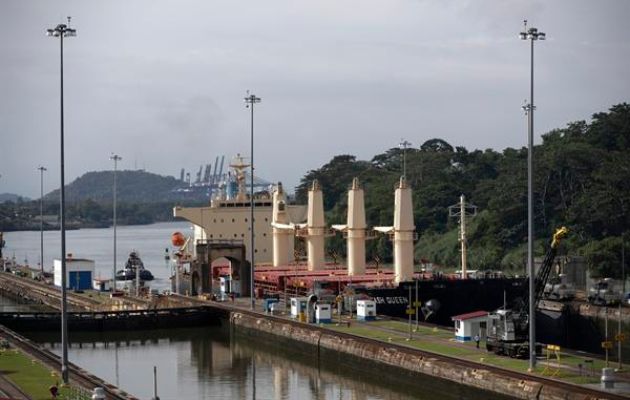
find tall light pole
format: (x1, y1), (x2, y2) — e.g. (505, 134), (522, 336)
(37, 166), (47, 273)
(520, 19), (545, 372)
(399, 139), (411, 180)
(244, 91), (261, 310)
(110, 154), (122, 291)
(46, 16), (76, 385)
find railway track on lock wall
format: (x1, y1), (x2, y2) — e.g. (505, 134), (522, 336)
(0, 324), (136, 400)
(0, 272), (101, 311)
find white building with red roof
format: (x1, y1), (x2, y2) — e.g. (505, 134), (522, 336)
(451, 310), (488, 342)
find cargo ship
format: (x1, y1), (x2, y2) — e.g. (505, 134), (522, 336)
(174, 163), (527, 327)
(350, 274), (527, 326)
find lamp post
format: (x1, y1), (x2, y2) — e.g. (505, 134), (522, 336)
(46, 16), (76, 385)
(110, 154), (122, 292)
(244, 91), (261, 310)
(37, 166), (47, 273)
(399, 139), (411, 180)
(520, 19), (545, 372)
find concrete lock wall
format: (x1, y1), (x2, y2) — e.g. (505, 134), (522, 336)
(229, 312), (603, 400)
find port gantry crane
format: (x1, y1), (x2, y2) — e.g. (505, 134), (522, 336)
(486, 227), (569, 358)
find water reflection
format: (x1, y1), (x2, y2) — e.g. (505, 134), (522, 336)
(25, 326), (511, 400)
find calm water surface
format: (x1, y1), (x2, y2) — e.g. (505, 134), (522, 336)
(24, 327), (512, 400)
(2, 221), (191, 291)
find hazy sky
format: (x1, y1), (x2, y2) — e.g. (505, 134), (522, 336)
(1, 0), (629, 199)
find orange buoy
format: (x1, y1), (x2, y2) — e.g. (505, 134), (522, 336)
(171, 232), (186, 247)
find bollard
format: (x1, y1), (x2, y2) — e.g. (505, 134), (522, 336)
(601, 367), (615, 389)
(91, 387), (106, 400)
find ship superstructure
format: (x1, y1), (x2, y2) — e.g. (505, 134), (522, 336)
(193, 173), (526, 326)
(173, 155), (307, 263)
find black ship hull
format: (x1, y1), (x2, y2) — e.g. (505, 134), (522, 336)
(115, 270), (154, 281)
(116, 251), (154, 281)
(358, 278), (527, 326)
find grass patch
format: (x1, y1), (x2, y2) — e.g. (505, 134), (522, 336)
(410, 341), (475, 357)
(0, 348), (87, 400)
(372, 321), (453, 338)
(329, 325), (394, 341)
(559, 353), (617, 371)
(328, 324), (474, 357)
(563, 375), (600, 385)
(0, 348), (60, 399)
(472, 354), (533, 373)
(326, 322), (611, 389)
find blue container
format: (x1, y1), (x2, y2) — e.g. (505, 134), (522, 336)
(263, 298), (279, 312)
(68, 271), (92, 291)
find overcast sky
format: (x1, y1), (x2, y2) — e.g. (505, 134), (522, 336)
(1, 0), (629, 199)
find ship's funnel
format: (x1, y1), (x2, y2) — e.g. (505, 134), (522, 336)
(307, 180), (326, 271)
(347, 178), (366, 275)
(394, 176), (415, 283)
(272, 182), (294, 267)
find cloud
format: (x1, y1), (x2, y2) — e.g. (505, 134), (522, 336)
(1, 0), (628, 197)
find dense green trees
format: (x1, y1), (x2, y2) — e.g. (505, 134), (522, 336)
(295, 104), (630, 278)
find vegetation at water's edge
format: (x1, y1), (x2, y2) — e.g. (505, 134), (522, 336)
(295, 103), (630, 278)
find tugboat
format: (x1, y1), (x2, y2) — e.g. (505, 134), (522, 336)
(116, 251), (154, 281)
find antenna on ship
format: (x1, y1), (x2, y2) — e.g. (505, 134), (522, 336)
(399, 139), (412, 180)
(449, 195), (477, 280)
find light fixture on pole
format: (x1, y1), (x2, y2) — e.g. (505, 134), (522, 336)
(37, 166), (47, 273)
(399, 139), (412, 180)
(244, 91), (261, 310)
(46, 16), (76, 385)
(110, 154), (122, 292)
(520, 19), (545, 372)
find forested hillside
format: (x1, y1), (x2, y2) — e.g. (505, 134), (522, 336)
(0, 170), (206, 230)
(44, 170), (192, 204)
(295, 104), (630, 278)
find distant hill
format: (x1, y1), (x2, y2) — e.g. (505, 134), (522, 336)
(45, 170), (208, 204)
(0, 193), (30, 203)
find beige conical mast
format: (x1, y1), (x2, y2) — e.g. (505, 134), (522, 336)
(394, 176), (415, 283)
(307, 180), (326, 271)
(347, 177), (366, 275)
(272, 182), (294, 267)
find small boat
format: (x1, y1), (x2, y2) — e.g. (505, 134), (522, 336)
(116, 251), (154, 281)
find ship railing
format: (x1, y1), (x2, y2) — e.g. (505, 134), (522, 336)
(295, 228), (336, 238)
(195, 238), (245, 246)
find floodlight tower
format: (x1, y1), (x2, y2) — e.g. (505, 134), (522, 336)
(244, 91), (261, 310)
(37, 166), (47, 273)
(520, 19), (545, 372)
(46, 16), (76, 385)
(110, 154), (122, 291)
